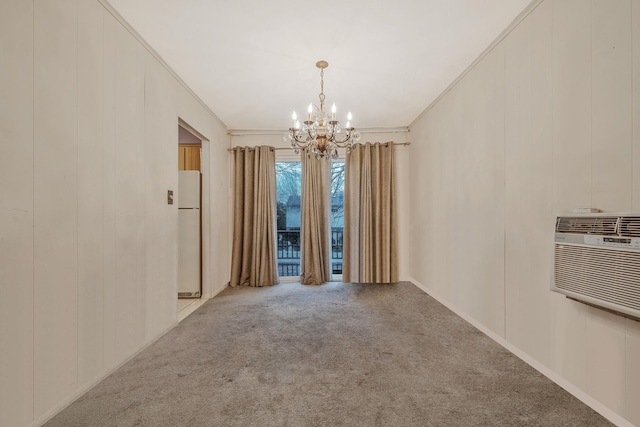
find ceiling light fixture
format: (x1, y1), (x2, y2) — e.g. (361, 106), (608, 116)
(285, 60), (360, 159)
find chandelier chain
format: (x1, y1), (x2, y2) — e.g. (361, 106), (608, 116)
(319, 67), (325, 109)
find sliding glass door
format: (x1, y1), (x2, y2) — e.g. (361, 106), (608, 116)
(330, 161), (344, 278)
(276, 159), (345, 279)
(276, 161), (302, 278)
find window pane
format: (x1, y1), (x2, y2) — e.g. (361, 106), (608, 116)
(276, 160), (344, 278)
(331, 161), (344, 275)
(276, 162), (301, 277)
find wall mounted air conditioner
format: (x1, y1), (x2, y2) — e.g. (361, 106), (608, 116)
(551, 213), (640, 320)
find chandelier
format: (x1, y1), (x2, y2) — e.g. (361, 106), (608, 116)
(285, 60), (361, 159)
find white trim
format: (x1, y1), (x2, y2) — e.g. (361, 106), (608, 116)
(30, 321), (177, 427)
(409, 0), (545, 129)
(275, 151), (303, 162)
(227, 127), (410, 137)
(179, 118), (209, 142)
(202, 282), (229, 300)
(177, 297), (210, 322)
(98, 0), (226, 129)
(200, 139), (211, 297)
(407, 277), (634, 427)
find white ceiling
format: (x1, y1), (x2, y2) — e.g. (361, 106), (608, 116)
(106, 0), (533, 132)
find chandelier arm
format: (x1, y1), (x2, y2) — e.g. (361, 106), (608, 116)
(330, 130), (354, 146)
(289, 129), (314, 147)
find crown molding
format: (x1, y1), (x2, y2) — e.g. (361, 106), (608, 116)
(227, 126), (410, 137)
(409, 0), (544, 129)
(98, 0), (227, 130)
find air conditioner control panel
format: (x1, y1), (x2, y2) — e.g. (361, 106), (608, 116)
(555, 233), (640, 249)
(584, 235), (640, 249)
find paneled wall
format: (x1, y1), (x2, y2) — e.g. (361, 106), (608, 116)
(408, 0), (640, 425)
(0, 1), (230, 425)
(0, 1), (35, 425)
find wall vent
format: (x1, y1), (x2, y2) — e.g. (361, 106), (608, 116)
(552, 214), (640, 320)
(178, 292), (200, 298)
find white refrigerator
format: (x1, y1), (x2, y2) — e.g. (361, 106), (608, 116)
(178, 170), (201, 297)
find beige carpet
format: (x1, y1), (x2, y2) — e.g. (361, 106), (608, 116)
(45, 281), (612, 426)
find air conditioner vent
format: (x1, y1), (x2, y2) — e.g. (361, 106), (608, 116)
(554, 245), (640, 313)
(552, 213), (640, 320)
(555, 216), (618, 235)
(619, 217), (640, 237)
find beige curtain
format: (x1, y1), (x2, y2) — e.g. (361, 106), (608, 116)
(300, 154), (331, 285)
(230, 146), (279, 287)
(343, 142), (398, 283)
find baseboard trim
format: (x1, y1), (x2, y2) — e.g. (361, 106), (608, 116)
(34, 283), (231, 426)
(202, 282), (229, 300)
(178, 297), (210, 322)
(407, 277), (634, 427)
(30, 320), (178, 427)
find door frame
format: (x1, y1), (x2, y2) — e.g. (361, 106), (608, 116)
(178, 120), (209, 297)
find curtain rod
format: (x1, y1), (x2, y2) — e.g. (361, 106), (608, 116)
(227, 142), (410, 152)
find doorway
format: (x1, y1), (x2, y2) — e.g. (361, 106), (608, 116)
(275, 155), (345, 282)
(177, 125), (202, 299)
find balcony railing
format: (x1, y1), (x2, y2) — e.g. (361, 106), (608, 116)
(277, 228), (343, 277)
(277, 230), (300, 259)
(331, 229), (343, 260)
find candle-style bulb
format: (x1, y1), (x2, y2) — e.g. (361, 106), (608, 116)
(347, 112), (352, 121)
(292, 111), (297, 120)
(331, 104), (336, 113)
(307, 104), (312, 121)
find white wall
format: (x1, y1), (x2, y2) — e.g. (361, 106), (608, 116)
(408, 0), (640, 425)
(0, 1), (230, 425)
(230, 131), (412, 281)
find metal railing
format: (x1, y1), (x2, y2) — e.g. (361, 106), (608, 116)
(277, 228), (343, 276)
(331, 229), (343, 260)
(277, 230), (300, 259)
(278, 263), (300, 277)
(277, 263), (342, 277)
